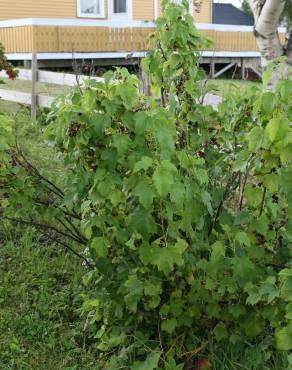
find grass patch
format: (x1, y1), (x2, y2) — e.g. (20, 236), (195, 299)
(0, 77), (70, 96)
(208, 79), (260, 96)
(0, 100), (25, 115)
(0, 231), (99, 370)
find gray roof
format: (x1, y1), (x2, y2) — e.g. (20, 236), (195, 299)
(212, 3), (254, 26)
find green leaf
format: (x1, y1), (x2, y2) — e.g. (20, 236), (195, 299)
(235, 231), (251, 247)
(213, 323), (228, 340)
(161, 318), (177, 334)
(112, 134), (131, 156)
(248, 127), (265, 152)
(210, 241), (226, 264)
(116, 82), (139, 110)
(134, 180), (156, 209)
(131, 352), (161, 370)
(266, 117), (290, 143)
(124, 275), (144, 313)
(133, 156), (153, 173)
(169, 181), (185, 207)
(232, 255), (255, 279)
(134, 111), (150, 135)
(140, 239), (187, 275)
(244, 185), (262, 208)
(153, 160), (177, 197)
(201, 190), (213, 215)
(252, 215), (269, 236)
(261, 92), (275, 114)
(130, 208), (157, 238)
(91, 237), (109, 257)
(276, 325), (292, 351)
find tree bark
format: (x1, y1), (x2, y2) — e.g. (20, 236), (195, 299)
(249, 0), (292, 90)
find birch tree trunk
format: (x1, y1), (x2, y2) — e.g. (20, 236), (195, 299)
(249, 0), (292, 90)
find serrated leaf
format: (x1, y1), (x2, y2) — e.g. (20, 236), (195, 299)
(131, 352), (161, 370)
(235, 231), (251, 247)
(91, 237), (109, 257)
(153, 160), (177, 197)
(130, 208), (157, 238)
(134, 180), (156, 209)
(161, 318), (177, 334)
(213, 323), (228, 340)
(124, 275), (144, 313)
(232, 255), (255, 279)
(266, 117), (290, 143)
(112, 134), (131, 156)
(140, 239), (187, 275)
(276, 325), (292, 350)
(133, 156), (153, 173)
(210, 241), (226, 263)
(169, 181), (185, 207)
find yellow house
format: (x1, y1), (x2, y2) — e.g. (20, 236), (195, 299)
(0, 0), (284, 67)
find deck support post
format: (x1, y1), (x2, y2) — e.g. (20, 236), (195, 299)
(241, 58), (245, 80)
(213, 63), (236, 79)
(210, 60), (215, 78)
(31, 52), (38, 120)
(23, 60), (31, 69)
(139, 68), (151, 96)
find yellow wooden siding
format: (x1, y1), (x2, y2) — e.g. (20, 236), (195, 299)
(132, 0), (154, 20)
(194, 0), (212, 23)
(0, 0), (77, 20)
(0, 26), (34, 52)
(0, 0), (109, 20)
(0, 24), (286, 54)
(34, 25), (152, 52)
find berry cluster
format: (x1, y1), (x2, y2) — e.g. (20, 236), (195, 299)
(0, 44), (18, 81)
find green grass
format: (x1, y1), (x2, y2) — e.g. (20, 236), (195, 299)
(0, 231), (100, 370)
(0, 111), (99, 369)
(208, 79), (260, 96)
(0, 100), (25, 114)
(0, 77), (70, 96)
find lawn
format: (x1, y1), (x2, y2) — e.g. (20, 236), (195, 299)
(209, 78), (260, 96)
(0, 76), (70, 96)
(0, 110), (98, 369)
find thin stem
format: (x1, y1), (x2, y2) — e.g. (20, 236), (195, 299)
(46, 235), (93, 269)
(5, 217), (86, 245)
(259, 187), (267, 216)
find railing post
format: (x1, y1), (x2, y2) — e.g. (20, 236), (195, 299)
(139, 68), (151, 96)
(31, 52), (38, 120)
(241, 57), (245, 80)
(210, 59), (215, 79)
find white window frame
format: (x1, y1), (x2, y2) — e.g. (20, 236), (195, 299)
(77, 0), (105, 18)
(108, 0), (132, 21)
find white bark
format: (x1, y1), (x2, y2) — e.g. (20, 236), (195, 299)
(248, 0), (292, 90)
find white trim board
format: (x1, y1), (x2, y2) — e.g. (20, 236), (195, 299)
(0, 69), (104, 86)
(0, 18), (156, 28)
(5, 51), (148, 60)
(5, 51), (261, 61)
(0, 89), (54, 108)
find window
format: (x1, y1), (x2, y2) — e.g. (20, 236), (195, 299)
(114, 0), (127, 13)
(77, 0), (105, 18)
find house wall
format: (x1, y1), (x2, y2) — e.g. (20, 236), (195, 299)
(0, 0), (211, 22)
(0, 0), (78, 20)
(133, 0), (155, 20)
(194, 0), (212, 23)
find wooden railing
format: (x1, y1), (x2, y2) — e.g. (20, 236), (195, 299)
(0, 19), (286, 56)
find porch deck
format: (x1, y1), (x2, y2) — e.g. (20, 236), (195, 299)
(0, 19), (286, 60)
